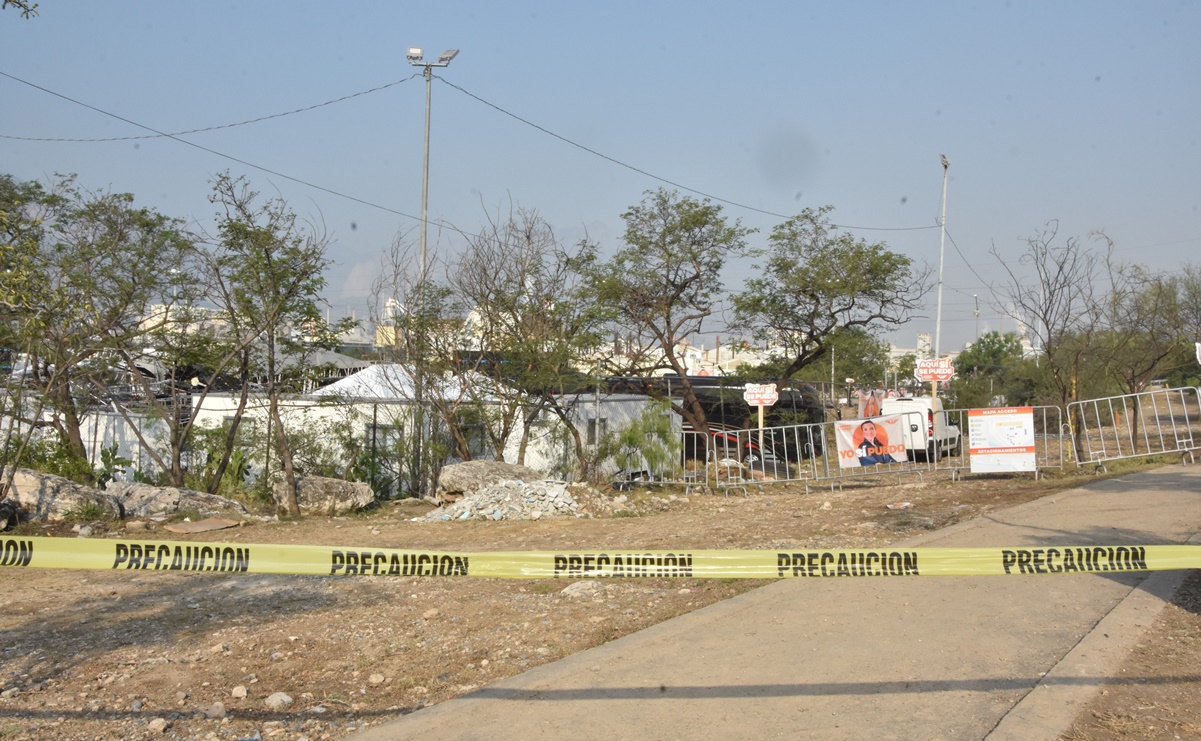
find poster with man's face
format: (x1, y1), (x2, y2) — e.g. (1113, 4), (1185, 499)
(834, 414), (909, 469)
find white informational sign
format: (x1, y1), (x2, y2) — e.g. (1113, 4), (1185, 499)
(968, 407), (1036, 473)
(834, 414), (909, 469)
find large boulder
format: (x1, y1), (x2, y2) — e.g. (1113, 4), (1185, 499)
(104, 482), (249, 518)
(274, 476), (376, 515)
(434, 460), (545, 505)
(8, 469), (124, 521)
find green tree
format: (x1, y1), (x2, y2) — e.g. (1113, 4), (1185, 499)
(949, 331), (1027, 408)
(0, 174), (192, 483)
(894, 353), (918, 387)
(207, 173), (340, 515)
(586, 188), (751, 434)
(1094, 259), (1188, 395)
(732, 205), (930, 383)
(954, 331), (1024, 376)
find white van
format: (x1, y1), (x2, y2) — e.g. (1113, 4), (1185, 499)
(878, 396), (961, 461)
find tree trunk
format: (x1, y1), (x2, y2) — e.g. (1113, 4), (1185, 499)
(207, 353), (253, 495)
(270, 396), (299, 516)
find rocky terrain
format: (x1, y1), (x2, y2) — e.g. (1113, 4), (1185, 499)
(0, 465), (1197, 740)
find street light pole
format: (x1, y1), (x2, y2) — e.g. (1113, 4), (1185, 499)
(934, 154), (949, 359)
(407, 47), (459, 289)
(405, 47), (458, 498)
(932, 154), (949, 402)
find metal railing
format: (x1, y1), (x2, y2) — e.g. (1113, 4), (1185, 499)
(1067, 387), (1201, 470)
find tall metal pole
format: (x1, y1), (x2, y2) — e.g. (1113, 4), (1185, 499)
(406, 48), (458, 497)
(407, 48), (458, 290)
(934, 154), (950, 359)
(419, 65), (432, 288)
(932, 155), (949, 402)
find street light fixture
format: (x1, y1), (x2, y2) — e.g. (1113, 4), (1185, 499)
(407, 47), (460, 291)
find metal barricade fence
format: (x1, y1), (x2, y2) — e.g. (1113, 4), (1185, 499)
(1030, 405), (1068, 471)
(661, 406), (1071, 494)
(1067, 387), (1201, 470)
(614, 429), (713, 494)
(658, 416), (932, 495)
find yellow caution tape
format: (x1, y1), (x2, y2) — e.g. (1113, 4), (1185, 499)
(3, 536), (1200, 579)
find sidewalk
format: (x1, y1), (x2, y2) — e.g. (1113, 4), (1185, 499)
(353, 465), (1201, 741)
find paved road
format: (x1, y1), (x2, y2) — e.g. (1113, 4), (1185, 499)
(354, 465), (1201, 741)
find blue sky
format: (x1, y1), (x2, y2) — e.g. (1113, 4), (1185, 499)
(3, 1), (1198, 355)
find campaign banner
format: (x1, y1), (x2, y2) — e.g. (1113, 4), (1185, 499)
(834, 414), (909, 469)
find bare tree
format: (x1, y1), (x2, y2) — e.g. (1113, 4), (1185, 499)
(369, 233), (476, 496)
(450, 202), (606, 474)
(992, 221), (1106, 409)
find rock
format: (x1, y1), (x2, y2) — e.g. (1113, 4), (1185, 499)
(435, 461), (544, 504)
(416, 479), (583, 523)
(561, 581), (602, 597)
(231, 685), (248, 699)
(106, 481), (248, 518)
(422, 608), (439, 619)
(205, 702), (226, 719)
(263, 691), (293, 710)
(147, 717), (171, 733)
(8, 469), (124, 521)
(368, 673), (385, 686)
(275, 476), (375, 515)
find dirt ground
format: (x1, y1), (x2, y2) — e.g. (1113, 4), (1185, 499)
(0, 463), (1197, 741)
(1059, 569), (1201, 741)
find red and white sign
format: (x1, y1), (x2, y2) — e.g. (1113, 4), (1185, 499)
(743, 383), (778, 407)
(916, 357), (956, 382)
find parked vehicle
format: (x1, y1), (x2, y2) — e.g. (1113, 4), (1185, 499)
(878, 396), (961, 461)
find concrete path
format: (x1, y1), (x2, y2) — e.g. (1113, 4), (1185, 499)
(353, 465), (1201, 741)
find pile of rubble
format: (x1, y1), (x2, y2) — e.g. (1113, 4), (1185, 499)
(417, 479), (584, 522)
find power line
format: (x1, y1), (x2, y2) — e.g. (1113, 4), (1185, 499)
(440, 77), (941, 234)
(3, 68), (942, 237)
(0, 69), (424, 223)
(943, 227), (993, 290)
(0, 73), (421, 142)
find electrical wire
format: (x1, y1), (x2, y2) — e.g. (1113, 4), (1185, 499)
(3, 68), (942, 237)
(0, 69), (423, 222)
(943, 228), (994, 290)
(0, 73), (421, 142)
(439, 76), (941, 234)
